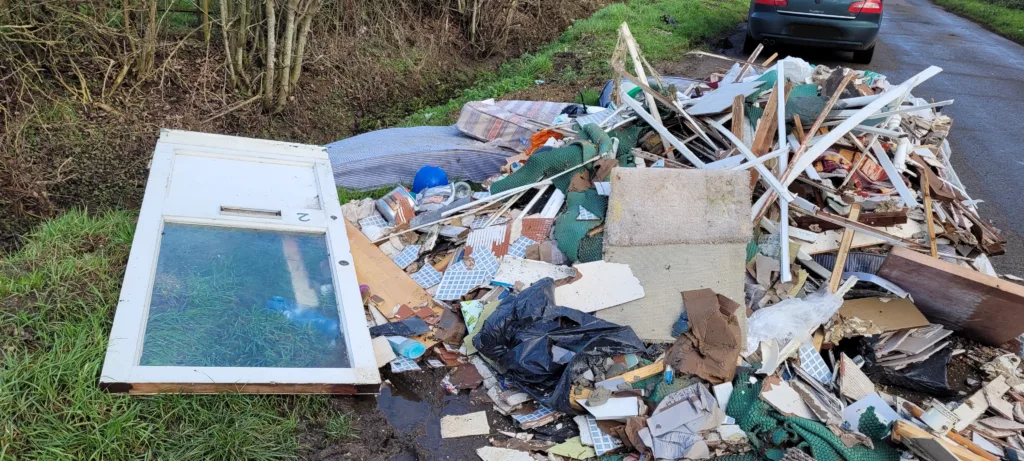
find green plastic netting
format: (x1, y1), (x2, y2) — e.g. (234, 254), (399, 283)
(553, 190), (607, 263)
(489, 123), (640, 263)
(718, 370), (901, 461)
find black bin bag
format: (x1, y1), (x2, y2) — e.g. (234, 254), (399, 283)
(473, 278), (647, 414)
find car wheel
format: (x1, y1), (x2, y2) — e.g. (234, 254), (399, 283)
(743, 32), (758, 54)
(853, 45), (875, 64)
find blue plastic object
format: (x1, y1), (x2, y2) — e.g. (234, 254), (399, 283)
(387, 336), (426, 359)
(412, 165), (449, 193)
(671, 311), (689, 338)
(266, 296), (340, 338)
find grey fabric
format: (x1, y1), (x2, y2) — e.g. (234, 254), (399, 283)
(325, 126), (513, 190)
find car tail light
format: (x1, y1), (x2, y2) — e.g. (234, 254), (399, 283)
(849, 0), (882, 13)
(755, 0), (787, 6)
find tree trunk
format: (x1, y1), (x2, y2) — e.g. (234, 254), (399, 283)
(273, 0), (298, 113)
(263, 0), (277, 111)
(202, 0), (211, 43)
(220, 0), (238, 86)
(236, 0), (249, 71)
(137, 0), (158, 76)
(289, 5), (315, 86)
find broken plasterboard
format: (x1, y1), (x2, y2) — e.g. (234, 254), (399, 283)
(475, 447), (533, 461)
(490, 256), (577, 288)
(579, 397), (643, 421)
(684, 81), (766, 116)
(804, 221), (923, 255)
(598, 168), (751, 343)
(760, 376), (818, 420)
(839, 353), (875, 401)
(838, 297), (930, 332)
(372, 336), (397, 368)
(554, 260), (645, 313)
(844, 392), (905, 431)
(440, 411), (490, 438)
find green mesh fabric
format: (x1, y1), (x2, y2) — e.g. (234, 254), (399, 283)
(491, 123), (641, 262)
(608, 125), (642, 166)
(489, 143), (588, 194)
(553, 190), (607, 263)
(747, 70), (779, 103)
(724, 370), (901, 461)
(490, 122), (625, 194)
(746, 103), (764, 130)
(577, 236), (603, 263)
(746, 239), (760, 265)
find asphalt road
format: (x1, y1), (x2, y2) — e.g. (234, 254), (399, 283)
(726, 0), (1024, 274)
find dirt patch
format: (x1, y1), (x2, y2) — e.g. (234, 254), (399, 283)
(502, 80), (597, 105)
(306, 368), (518, 460)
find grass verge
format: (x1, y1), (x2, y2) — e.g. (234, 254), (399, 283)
(402, 0), (749, 127)
(0, 0), (747, 458)
(0, 211), (355, 460)
(932, 0), (1024, 43)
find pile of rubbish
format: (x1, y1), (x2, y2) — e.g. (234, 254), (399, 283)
(339, 22), (1024, 461)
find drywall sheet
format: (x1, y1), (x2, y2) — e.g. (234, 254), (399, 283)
(597, 244), (747, 343)
(597, 168), (750, 343)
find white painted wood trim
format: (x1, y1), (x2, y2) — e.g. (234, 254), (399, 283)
(99, 130), (380, 389)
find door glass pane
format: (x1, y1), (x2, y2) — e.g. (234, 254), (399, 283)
(140, 223), (350, 368)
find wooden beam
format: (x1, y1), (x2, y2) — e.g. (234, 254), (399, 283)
(753, 72), (857, 223)
(734, 43), (763, 82)
(731, 95), (745, 141)
(829, 203), (861, 293)
(793, 114), (806, 142)
(891, 421), (993, 461)
(751, 86), (781, 155)
(920, 166), (940, 258)
(878, 246), (1024, 346)
(106, 382), (382, 395)
(346, 220), (432, 319)
(620, 23), (664, 150)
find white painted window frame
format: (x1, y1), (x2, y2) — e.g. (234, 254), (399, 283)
(99, 129), (380, 393)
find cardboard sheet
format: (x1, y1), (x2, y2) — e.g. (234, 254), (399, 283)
(667, 289), (742, 384)
(839, 297), (930, 332)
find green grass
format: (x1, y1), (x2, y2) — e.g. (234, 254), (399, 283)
(402, 0), (748, 127)
(933, 0), (1024, 43)
(0, 211), (354, 460)
(324, 414), (357, 441)
(337, 186), (394, 204)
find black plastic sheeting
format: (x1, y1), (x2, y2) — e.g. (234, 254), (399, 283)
(851, 337), (957, 398)
(865, 348), (957, 398)
(473, 278), (647, 414)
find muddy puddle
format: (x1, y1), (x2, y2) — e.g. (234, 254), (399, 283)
(370, 368), (515, 460)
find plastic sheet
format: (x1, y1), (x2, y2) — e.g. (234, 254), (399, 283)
(473, 278), (647, 414)
(854, 338), (956, 398)
(744, 287), (848, 356)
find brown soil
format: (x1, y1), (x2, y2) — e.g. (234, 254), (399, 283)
(303, 367), (521, 460)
